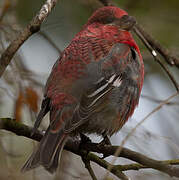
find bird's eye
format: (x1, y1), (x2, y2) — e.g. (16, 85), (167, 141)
(102, 16), (115, 24)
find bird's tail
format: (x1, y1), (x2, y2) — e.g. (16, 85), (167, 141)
(21, 126), (68, 173)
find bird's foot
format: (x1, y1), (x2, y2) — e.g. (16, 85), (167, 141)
(99, 135), (111, 146)
(79, 134), (92, 163)
(80, 133), (92, 144)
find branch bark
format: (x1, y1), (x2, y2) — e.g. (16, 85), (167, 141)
(133, 26), (179, 91)
(0, 118), (179, 178)
(0, 0), (59, 77)
(81, 156), (98, 180)
(135, 24), (179, 67)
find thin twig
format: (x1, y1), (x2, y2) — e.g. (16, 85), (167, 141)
(135, 24), (179, 67)
(0, 0), (59, 77)
(86, 153), (130, 180)
(81, 156), (98, 180)
(114, 159), (179, 171)
(141, 94), (179, 106)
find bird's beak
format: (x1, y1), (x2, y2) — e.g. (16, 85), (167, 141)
(116, 15), (136, 31)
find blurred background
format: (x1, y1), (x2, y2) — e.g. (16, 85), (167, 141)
(0, 0), (179, 179)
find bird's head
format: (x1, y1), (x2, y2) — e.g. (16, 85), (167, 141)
(86, 6), (136, 31)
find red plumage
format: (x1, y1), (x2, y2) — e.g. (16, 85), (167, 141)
(22, 6), (144, 173)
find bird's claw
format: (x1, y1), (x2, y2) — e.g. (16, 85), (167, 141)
(80, 133), (92, 144)
(99, 135), (111, 146)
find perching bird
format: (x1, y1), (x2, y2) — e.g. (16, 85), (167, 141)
(22, 6), (144, 173)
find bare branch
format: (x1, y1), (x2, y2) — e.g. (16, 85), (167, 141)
(114, 159), (179, 171)
(135, 24), (179, 67)
(141, 94), (179, 106)
(0, 118), (179, 178)
(133, 26), (179, 91)
(81, 156), (98, 180)
(0, 0), (59, 77)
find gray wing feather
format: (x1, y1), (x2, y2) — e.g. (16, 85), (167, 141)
(64, 43), (132, 133)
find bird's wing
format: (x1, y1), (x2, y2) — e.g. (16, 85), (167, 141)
(64, 43), (139, 133)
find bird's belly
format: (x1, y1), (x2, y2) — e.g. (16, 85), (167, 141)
(76, 105), (122, 136)
(75, 85), (138, 136)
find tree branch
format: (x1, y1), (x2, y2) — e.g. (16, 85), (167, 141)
(81, 156), (98, 180)
(135, 24), (179, 67)
(114, 159), (179, 171)
(0, 118), (179, 178)
(133, 26), (179, 91)
(141, 94), (179, 106)
(0, 0), (59, 77)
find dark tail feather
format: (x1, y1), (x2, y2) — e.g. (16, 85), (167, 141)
(21, 127), (67, 173)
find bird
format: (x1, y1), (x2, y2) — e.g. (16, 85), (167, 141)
(21, 6), (144, 173)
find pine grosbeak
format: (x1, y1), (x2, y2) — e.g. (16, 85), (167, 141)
(22, 6), (144, 173)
